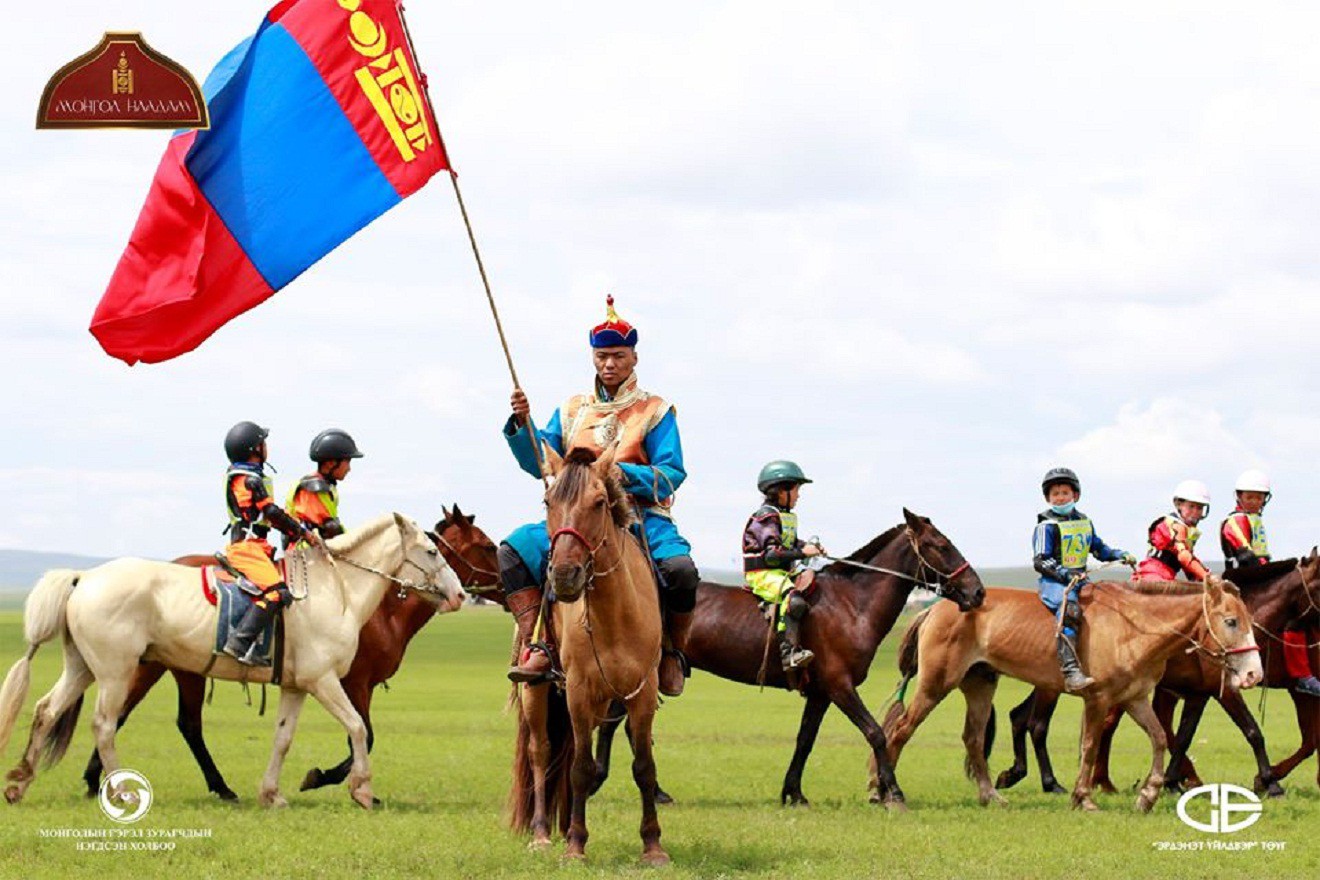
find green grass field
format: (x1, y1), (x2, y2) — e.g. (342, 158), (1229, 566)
(0, 606), (1315, 879)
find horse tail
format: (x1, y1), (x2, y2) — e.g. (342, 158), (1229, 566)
(506, 687), (574, 838)
(882, 607), (932, 731)
(0, 569), (80, 756)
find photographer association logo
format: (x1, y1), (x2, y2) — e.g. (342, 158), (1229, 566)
(1175, 784), (1262, 834)
(37, 32), (208, 129)
(98, 769), (153, 824)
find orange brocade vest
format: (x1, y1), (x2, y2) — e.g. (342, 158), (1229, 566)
(558, 376), (675, 507)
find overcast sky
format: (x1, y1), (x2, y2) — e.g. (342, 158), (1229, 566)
(4, 1), (1319, 573)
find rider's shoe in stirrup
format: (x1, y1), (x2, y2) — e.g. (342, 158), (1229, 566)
(786, 647), (815, 669)
(508, 644), (555, 684)
(1293, 675), (1320, 697)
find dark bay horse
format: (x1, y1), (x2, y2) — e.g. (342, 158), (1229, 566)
(508, 446), (668, 864)
(994, 553), (1320, 797)
(80, 506), (498, 801)
(881, 578), (1262, 811)
(592, 509), (985, 810)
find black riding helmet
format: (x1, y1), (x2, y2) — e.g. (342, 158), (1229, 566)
(309, 428), (364, 463)
(1041, 467), (1080, 498)
(225, 421), (269, 463)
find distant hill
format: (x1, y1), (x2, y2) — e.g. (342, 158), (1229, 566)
(0, 549), (111, 594)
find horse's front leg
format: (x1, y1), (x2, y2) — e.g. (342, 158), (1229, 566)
(308, 675), (374, 808)
(781, 692), (830, 806)
(625, 693), (668, 866)
(1124, 698), (1168, 812)
(258, 688), (307, 808)
(564, 694), (603, 861)
(1072, 699), (1109, 812)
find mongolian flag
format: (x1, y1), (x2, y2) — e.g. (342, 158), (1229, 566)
(91, 0), (450, 365)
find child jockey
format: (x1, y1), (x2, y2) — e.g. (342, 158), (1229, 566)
(1221, 470), (1320, 696)
(743, 461), (823, 671)
(220, 421), (318, 665)
(287, 428), (364, 543)
(1032, 467), (1137, 692)
(1134, 480), (1212, 583)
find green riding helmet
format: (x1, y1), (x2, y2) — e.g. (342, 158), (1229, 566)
(757, 460), (813, 494)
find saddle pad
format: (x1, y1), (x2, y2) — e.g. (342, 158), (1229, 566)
(211, 574), (276, 666)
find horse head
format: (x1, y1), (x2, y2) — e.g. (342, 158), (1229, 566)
(1201, 574), (1264, 690)
(542, 444), (636, 603)
(902, 508), (985, 611)
(431, 505), (501, 591)
(391, 513), (466, 613)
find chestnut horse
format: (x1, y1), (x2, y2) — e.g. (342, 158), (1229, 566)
(994, 553), (1320, 797)
(589, 509), (985, 810)
(78, 506), (498, 802)
(880, 577), (1263, 811)
(508, 446), (668, 864)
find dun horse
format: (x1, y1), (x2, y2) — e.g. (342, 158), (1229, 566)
(995, 553), (1320, 797)
(507, 446), (668, 864)
(591, 510), (985, 809)
(880, 577), (1263, 811)
(76, 507), (498, 802)
(0, 514), (464, 809)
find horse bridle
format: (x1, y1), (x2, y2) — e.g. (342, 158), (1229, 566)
(820, 529), (971, 600)
(548, 525), (626, 590)
(320, 544), (455, 600)
(430, 529), (501, 588)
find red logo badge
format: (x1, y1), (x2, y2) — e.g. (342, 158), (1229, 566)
(37, 32), (208, 130)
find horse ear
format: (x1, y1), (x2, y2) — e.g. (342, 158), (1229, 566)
(451, 503), (467, 524)
(540, 443), (564, 477)
(440, 504), (452, 524)
(903, 508), (923, 531)
(1205, 573), (1224, 602)
(595, 443), (618, 474)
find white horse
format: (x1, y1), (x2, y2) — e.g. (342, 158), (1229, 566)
(0, 512), (463, 809)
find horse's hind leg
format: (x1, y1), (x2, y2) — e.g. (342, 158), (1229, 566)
(1090, 706), (1124, 794)
(622, 712), (674, 804)
(995, 690), (1037, 790)
(90, 676), (134, 793)
(1268, 690), (1314, 784)
(171, 670), (238, 801)
(82, 660), (167, 798)
(590, 700), (623, 798)
(781, 692), (830, 806)
(6, 654), (94, 804)
(960, 670), (1005, 806)
(625, 699), (668, 866)
(1123, 698), (1168, 813)
(1020, 690), (1065, 794)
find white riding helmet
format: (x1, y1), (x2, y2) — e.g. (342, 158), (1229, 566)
(1235, 469), (1272, 494)
(1173, 479), (1211, 508)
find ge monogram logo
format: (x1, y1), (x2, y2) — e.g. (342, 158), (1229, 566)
(98, 769), (154, 824)
(1175, 783), (1262, 833)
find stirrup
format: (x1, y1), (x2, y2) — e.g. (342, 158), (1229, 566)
(508, 642), (561, 685)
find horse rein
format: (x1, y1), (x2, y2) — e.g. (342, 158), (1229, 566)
(315, 543), (454, 599)
(821, 528), (971, 600)
(1245, 560), (1320, 649)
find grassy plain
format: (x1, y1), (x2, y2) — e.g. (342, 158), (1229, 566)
(0, 607), (1315, 879)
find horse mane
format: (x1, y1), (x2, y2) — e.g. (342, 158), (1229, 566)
(1222, 557), (1299, 588)
(823, 524), (907, 577)
(1117, 580), (1211, 596)
(327, 513), (395, 554)
(548, 448), (636, 529)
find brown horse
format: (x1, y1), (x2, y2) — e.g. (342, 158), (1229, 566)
(508, 446), (667, 864)
(590, 510), (985, 810)
(79, 507), (499, 801)
(880, 577), (1263, 811)
(995, 553), (1320, 797)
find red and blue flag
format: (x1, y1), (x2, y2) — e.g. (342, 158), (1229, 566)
(92, 0), (450, 364)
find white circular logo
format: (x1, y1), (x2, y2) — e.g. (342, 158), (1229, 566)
(98, 769), (153, 824)
(1175, 783), (1262, 834)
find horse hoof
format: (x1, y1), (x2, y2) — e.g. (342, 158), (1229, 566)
(1043, 782), (1067, 795)
(883, 797), (909, 814)
(1094, 781), (1118, 795)
(528, 837), (553, 853)
(867, 790), (883, 805)
(563, 850), (586, 863)
(4, 786), (22, 805)
(214, 788), (239, 802)
(781, 791), (809, 807)
(1136, 795), (1156, 813)
(994, 769), (1025, 790)
(655, 788), (675, 806)
(641, 849), (671, 867)
(979, 792), (1008, 807)
(299, 769), (323, 792)
(259, 792), (288, 809)
(1071, 795), (1099, 812)
(1264, 782), (1286, 799)
(351, 790), (375, 810)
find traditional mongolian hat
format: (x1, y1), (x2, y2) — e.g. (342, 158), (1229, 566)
(589, 295), (638, 348)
